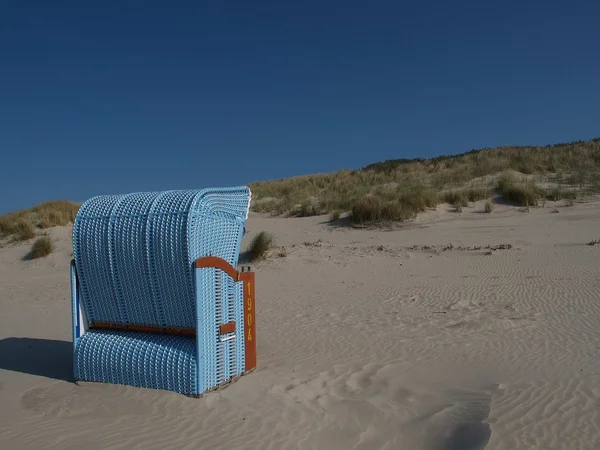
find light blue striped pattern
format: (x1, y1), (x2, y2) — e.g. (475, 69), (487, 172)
(73, 195), (123, 323)
(71, 187), (251, 395)
(75, 330), (198, 395)
(72, 188), (250, 327)
(195, 267), (217, 393)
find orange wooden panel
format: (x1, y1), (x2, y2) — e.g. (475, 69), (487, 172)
(194, 256), (257, 370)
(239, 271), (256, 372)
(219, 321), (236, 335)
(195, 256), (241, 281)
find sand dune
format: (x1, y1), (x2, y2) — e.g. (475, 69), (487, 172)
(1, 200), (600, 449)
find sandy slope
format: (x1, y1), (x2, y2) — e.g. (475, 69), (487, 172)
(1, 199), (600, 450)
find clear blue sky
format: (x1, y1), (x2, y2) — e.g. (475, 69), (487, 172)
(1, 0), (599, 214)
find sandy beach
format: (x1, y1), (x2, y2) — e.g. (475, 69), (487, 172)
(1, 198), (600, 450)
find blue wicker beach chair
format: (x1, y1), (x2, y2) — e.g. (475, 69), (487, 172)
(70, 188), (256, 396)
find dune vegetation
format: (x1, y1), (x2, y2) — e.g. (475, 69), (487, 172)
(247, 231), (275, 262)
(28, 235), (54, 259)
(249, 138), (600, 223)
(0, 200), (80, 242)
(1, 139), (599, 236)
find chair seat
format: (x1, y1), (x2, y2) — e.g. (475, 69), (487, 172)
(74, 330), (198, 395)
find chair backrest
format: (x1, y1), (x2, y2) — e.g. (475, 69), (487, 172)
(72, 187), (251, 329)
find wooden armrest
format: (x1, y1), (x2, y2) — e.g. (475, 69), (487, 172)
(194, 256), (248, 280)
(194, 256), (256, 372)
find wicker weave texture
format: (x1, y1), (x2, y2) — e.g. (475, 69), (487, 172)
(72, 188), (251, 328)
(74, 330), (198, 395)
(72, 187), (251, 394)
(232, 278), (246, 374)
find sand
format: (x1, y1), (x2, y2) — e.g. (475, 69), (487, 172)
(1, 198), (600, 450)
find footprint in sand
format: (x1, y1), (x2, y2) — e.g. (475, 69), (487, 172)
(277, 362), (496, 450)
(409, 386), (499, 450)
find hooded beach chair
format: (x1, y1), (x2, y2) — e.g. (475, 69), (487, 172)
(69, 187), (256, 396)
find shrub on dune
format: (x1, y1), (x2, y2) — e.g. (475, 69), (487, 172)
(247, 231), (274, 262)
(29, 236), (54, 259)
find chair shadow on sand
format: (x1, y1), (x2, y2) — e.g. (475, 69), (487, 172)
(0, 337), (73, 383)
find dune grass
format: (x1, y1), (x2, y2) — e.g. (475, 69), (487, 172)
(34, 201), (80, 229)
(295, 200), (322, 217)
(249, 138), (600, 223)
(0, 211), (30, 238)
(351, 195), (387, 224)
(350, 184), (440, 225)
(0, 200), (80, 241)
(1, 138), (599, 230)
(443, 191), (469, 208)
(29, 236), (54, 259)
(442, 186), (490, 207)
(496, 172), (543, 206)
(247, 231), (275, 262)
(12, 220), (36, 242)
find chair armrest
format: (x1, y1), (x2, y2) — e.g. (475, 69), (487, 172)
(194, 257), (256, 374)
